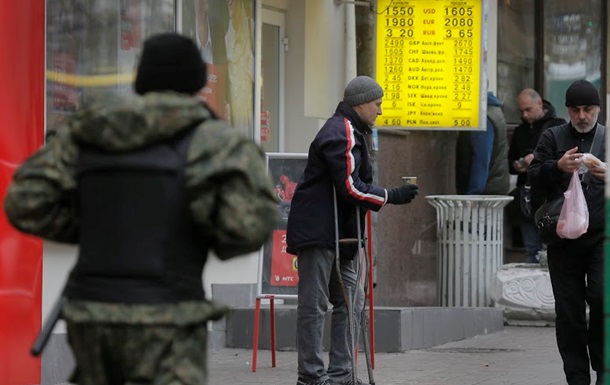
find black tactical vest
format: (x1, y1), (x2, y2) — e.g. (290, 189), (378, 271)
(64, 127), (208, 304)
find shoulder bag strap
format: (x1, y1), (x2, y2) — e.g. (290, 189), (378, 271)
(582, 124), (605, 185)
(590, 124), (605, 157)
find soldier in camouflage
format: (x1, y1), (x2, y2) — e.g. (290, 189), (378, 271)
(4, 33), (278, 385)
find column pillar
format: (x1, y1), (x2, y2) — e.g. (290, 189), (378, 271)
(0, 1), (45, 384)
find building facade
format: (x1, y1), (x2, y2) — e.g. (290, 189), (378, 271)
(0, 1), (607, 383)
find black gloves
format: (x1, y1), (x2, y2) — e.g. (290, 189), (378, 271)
(387, 184), (419, 204)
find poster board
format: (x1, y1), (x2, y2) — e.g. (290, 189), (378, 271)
(374, 0), (489, 130)
(256, 152), (308, 298)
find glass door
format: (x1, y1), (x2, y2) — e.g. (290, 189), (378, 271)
(543, 0), (604, 122)
(260, 8), (285, 152)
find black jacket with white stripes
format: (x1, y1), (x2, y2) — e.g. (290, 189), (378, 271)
(286, 102), (387, 259)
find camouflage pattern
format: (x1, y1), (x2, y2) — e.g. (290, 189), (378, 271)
(67, 318), (209, 385)
(3, 90), (279, 382)
(4, 90), (279, 256)
(3, 121), (80, 243)
(63, 300), (227, 384)
(62, 299), (229, 325)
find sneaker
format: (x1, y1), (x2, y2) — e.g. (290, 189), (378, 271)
(296, 377), (333, 385)
(333, 379), (364, 385)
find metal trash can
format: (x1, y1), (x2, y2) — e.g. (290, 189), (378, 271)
(425, 195), (513, 307)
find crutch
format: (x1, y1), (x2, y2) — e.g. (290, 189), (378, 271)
(333, 186), (358, 385)
(357, 213), (375, 385)
(333, 187), (374, 385)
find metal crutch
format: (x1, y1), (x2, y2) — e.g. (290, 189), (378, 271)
(357, 212), (375, 385)
(333, 187), (374, 385)
(333, 186), (358, 385)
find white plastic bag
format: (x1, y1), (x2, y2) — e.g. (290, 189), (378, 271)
(577, 153), (608, 174)
(556, 171), (589, 239)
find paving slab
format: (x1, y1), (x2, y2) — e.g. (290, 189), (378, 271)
(209, 326), (577, 385)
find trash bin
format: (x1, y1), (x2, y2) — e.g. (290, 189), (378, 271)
(425, 195), (513, 307)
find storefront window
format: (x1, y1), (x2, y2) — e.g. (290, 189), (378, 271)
(181, 0), (256, 139)
(544, 0), (603, 121)
(46, 0), (175, 133)
(497, 0), (536, 125)
(47, 0), (256, 140)
(497, 0), (605, 124)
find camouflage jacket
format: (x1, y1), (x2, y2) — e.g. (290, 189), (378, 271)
(4, 91), (278, 259)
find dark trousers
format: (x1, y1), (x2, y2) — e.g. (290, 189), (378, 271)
(547, 231), (604, 385)
(296, 247), (364, 384)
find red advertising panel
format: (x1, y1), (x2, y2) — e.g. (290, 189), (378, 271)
(0, 1), (45, 384)
(269, 230), (298, 286)
(257, 153), (307, 298)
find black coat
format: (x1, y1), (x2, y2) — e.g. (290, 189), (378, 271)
(286, 102), (386, 258)
(528, 123), (606, 231)
(508, 100), (566, 187)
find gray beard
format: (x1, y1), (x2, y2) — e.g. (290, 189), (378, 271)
(572, 122), (596, 133)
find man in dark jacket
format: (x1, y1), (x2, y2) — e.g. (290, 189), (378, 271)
(4, 33), (278, 385)
(455, 91), (509, 195)
(528, 79), (605, 385)
(286, 76), (418, 385)
(508, 89), (566, 262)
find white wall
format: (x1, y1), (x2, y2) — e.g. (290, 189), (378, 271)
(202, 252), (260, 295)
(42, 242), (77, 328)
(304, 0), (345, 119)
(283, 0), (318, 152)
(284, 0), (354, 152)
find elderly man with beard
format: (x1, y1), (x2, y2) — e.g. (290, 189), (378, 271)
(528, 79), (605, 385)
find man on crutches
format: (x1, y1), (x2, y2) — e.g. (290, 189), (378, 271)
(286, 76), (419, 385)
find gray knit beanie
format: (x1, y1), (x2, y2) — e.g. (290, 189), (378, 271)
(343, 76), (384, 106)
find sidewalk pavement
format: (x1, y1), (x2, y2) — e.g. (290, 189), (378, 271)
(208, 326), (574, 385)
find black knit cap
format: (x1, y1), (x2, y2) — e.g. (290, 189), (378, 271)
(565, 79), (600, 107)
(134, 33), (206, 95)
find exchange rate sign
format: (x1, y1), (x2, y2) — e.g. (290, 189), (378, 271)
(375, 0), (488, 130)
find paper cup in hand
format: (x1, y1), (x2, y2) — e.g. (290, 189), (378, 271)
(402, 176), (417, 185)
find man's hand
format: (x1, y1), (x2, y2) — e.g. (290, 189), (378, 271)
(557, 146), (584, 173)
(387, 184), (419, 204)
(513, 153), (534, 173)
(589, 164), (606, 180)
(512, 160), (525, 173)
